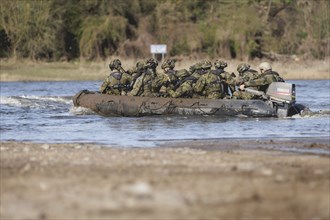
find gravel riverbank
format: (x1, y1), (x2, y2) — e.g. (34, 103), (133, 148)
(1, 139), (329, 219)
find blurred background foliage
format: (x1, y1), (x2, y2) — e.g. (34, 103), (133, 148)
(0, 0), (329, 61)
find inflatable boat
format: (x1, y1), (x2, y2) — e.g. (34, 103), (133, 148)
(72, 82), (304, 118)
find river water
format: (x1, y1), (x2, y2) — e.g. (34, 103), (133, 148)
(1, 80), (329, 147)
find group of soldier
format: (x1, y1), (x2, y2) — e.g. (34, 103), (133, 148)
(99, 58), (285, 100)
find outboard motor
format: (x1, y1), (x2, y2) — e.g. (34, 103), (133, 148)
(266, 82), (296, 117)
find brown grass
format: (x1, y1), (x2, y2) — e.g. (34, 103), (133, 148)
(0, 57), (329, 82)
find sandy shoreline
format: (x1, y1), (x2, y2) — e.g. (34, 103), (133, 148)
(1, 59), (329, 82)
(1, 139), (329, 219)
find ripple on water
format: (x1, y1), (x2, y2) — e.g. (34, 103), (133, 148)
(0, 80), (329, 149)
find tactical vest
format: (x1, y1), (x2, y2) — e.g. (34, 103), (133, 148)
(269, 71), (285, 82)
(211, 69), (225, 76)
(257, 71), (281, 92)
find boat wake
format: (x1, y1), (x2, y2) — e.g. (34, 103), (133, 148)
(0, 95), (72, 109)
(291, 109), (330, 118)
(70, 106), (96, 115)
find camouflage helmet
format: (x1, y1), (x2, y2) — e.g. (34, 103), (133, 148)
(146, 58), (158, 69)
(175, 69), (190, 80)
(259, 62), (272, 72)
(195, 62), (203, 70)
(237, 63), (250, 73)
(136, 61), (145, 71)
(201, 60), (212, 69)
(109, 59), (122, 71)
(189, 65), (196, 73)
(214, 60), (227, 69)
(189, 62), (203, 72)
(161, 59), (175, 70)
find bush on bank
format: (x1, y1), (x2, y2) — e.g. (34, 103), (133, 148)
(0, 0), (329, 62)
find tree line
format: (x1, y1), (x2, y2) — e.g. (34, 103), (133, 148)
(0, 0), (329, 61)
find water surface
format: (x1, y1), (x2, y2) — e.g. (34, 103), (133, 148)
(1, 80), (329, 148)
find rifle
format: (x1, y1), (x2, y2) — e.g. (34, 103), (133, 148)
(112, 84), (131, 92)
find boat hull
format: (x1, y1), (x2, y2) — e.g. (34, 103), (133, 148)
(73, 90), (277, 117)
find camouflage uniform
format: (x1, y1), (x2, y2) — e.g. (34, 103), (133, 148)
(232, 63), (259, 100)
(194, 61), (223, 99)
(99, 59), (132, 95)
(189, 62), (206, 76)
(168, 76), (196, 98)
(166, 61), (206, 99)
(244, 69), (284, 93)
(212, 60), (236, 97)
(127, 70), (153, 97)
(154, 59), (179, 97)
(151, 72), (171, 96)
(158, 59), (197, 98)
(127, 59), (158, 97)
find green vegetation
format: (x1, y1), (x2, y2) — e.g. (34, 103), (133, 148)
(0, 0), (329, 61)
(0, 61), (108, 81)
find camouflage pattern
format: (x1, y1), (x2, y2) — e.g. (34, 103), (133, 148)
(165, 69), (179, 83)
(220, 71), (236, 94)
(232, 90), (254, 100)
(126, 66), (138, 77)
(244, 69), (283, 93)
(126, 61), (146, 80)
(235, 69), (259, 86)
(146, 58), (158, 70)
(151, 72), (171, 96)
(109, 59), (123, 71)
(158, 59), (179, 96)
(165, 62), (202, 98)
(160, 59), (192, 97)
(175, 69), (190, 80)
(168, 80), (194, 98)
(232, 65), (259, 100)
(100, 59), (284, 99)
(201, 60), (212, 69)
(189, 62), (203, 74)
(127, 59), (159, 97)
(236, 63), (250, 74)
(213, 60), (235, 97)
(161, 59), (175, 70)
(194, 69), (224, 99)
(214, 60), (227, 69)
(163, 69), (180, 91)
(187, 69), (201, 80)
(99, 59), (132, 95)
(127, 70), (155, 97)
(99, 71), (133, 95)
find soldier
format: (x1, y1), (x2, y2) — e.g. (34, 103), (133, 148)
(232, 63), (259, 100)
(212, 60), (236, 97)
(167, 67), (195, 98)
(149, 59), (170, 97)
(99, 59), (133, 95)
(194, 61), (224, 99)
(239, 62), (285, 93)
(145, 58), (158, 76)
(160, 59), (179, 84)
(189, 62), (205, 76)
(126, 61), (144, 80)
(127, 58), (158, 97)
(168, 62), (204, 98)
(156, 59), (179, 97)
